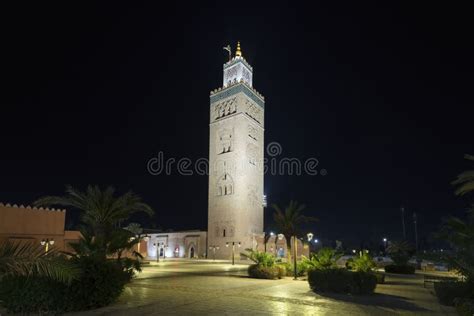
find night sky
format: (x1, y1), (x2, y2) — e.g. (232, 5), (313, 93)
(2, 2), (473, 249)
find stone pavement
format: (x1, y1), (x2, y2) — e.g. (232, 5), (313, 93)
(72, 260), (456, 315)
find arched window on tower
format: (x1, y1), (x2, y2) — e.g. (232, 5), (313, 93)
(217, 173), (234, 196)
(223, 229), (226, 237)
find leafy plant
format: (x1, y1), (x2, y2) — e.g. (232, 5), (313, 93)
(436, 156), (474, 283)
(434, 281), (473, 306)
(303, 247), (342, 270)
(247, 264), (284, 279)
(241, 248), (276, 267)
(307, 268), (377, 295)
(349, 252), (376, 273)
(0, 257), (130, 314)
(34, 185), (153, 259)
(452, 154), (474, 196)
(0, 240), (78, 283)
(386, 240), (415, 265)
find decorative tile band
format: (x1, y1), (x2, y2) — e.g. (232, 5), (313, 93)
(223, 57), (253, 71)
(210, 83), (265, 108)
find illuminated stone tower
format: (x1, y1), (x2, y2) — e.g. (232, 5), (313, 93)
(208, 42), (265, 259)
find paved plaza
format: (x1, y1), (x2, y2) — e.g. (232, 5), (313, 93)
(69, 260), (456, 315)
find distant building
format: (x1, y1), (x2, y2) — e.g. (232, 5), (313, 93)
(145, 230), (207, 259)
(0, 202), (81, 252)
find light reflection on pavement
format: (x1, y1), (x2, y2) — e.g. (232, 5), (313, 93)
(70, 260), (455, 315)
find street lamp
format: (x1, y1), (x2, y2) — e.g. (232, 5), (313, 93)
(307, 232), (313, 242)
(226, 241), (241, 265)
(209, 245), (220, 261)
(383, 237), (388, 249)
(264, 231), (275, 252)
(40, 239), (54, 253)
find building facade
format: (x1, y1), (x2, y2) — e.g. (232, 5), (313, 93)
(146, 230), (207, 259)
(0, 202), (81, 252)
(207, 43), (265, 259)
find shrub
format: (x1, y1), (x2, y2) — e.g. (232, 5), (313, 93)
(384, 264), (416, 274)
(283, 260), (310, 277)
(241, 249), (276, 267)
(454, 298), (474, 316)
(0, 257), (131, 314)
(248, 264), (283, 279)
(350, 271), (377, 294)
(307, 268), (377, 295)
(348, 253), (376, 273)
(386, 241), (415, 266)
(308, 268), (351, 293)
(64, 257), (130, 311)
(0, 275), (68, 314)
(434, 281), (473, 306)
(374, 272), (385, 284)
(305, 248), (342, 270)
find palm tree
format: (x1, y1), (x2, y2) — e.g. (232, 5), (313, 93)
(0, 240), (78, 283)
(386, 240), (415, 265)
(452, 154), (474, 196)
(272, 200), (317, 279)
(34, 185), (153, 258)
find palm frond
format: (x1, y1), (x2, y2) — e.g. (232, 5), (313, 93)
(0, 240), (79, 283)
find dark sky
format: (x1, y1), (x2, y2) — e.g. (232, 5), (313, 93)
(2, 2), (473, 248)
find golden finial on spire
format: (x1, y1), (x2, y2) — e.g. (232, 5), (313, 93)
(235, 41), (242, 57)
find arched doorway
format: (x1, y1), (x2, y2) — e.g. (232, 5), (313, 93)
(160, 247), (164, 257)
(189, 246), (195, 258)
(277, 247), (285, 258)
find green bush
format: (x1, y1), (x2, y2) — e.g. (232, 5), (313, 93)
(283, 261), (310, 277)
(434, 281), (473, 306)
(0, 275), (67, 314)
(384, 264), (415, 274)
(349, 253), (376, 273)
(350, 271), (377, 294)
(307, 268), (377, 295)
(374, 272), (386, 284)
(241, 249), (276, 267)
(454, 298), (474, 316)
(304, 248), (342, 270)
(248, 264), (283, 279)
(0, 257), (131, 314)
(386, 241), (415, 265)
(64, 257), (130, 311)
(308, 268), (351, 293)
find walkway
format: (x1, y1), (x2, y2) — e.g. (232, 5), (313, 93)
(72, 260), (455, 315)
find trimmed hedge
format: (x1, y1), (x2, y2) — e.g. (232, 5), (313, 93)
(0, 257), (131, 314)
(248, 264), (285, 279)
(434, 281), (473, 306)
(374, 272), (385, 284)
(384, 264), (415, 274)
(454, 298), (474, 316)
(308, 268), (377, 295)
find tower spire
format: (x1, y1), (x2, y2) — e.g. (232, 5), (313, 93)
(235, 41), (242, 57)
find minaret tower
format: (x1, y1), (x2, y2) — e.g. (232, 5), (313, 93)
(208, 42), (265, 259)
